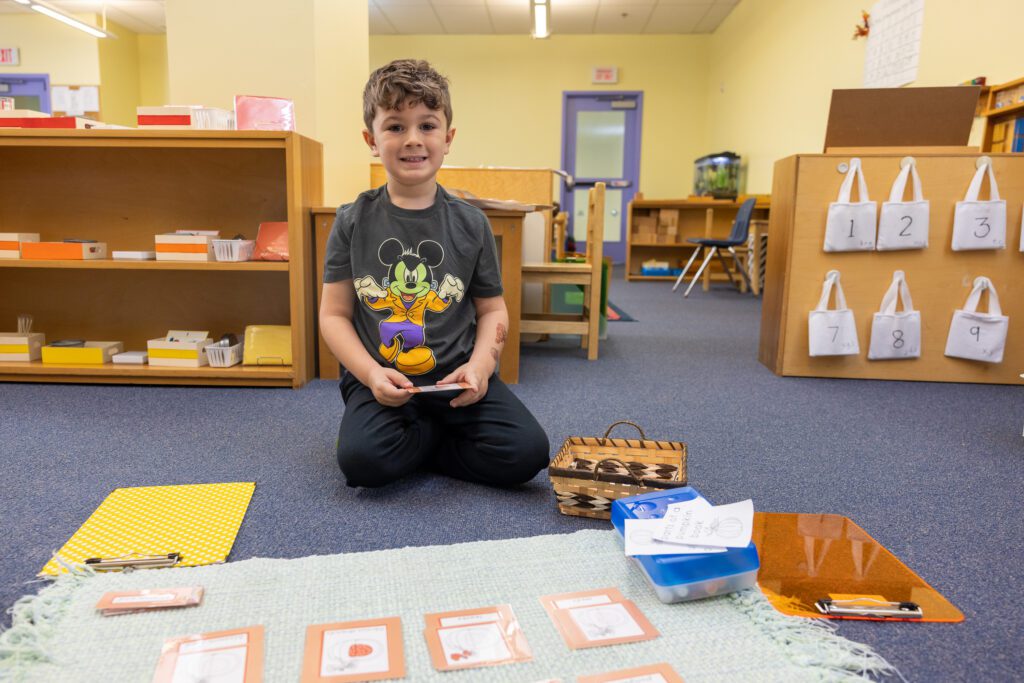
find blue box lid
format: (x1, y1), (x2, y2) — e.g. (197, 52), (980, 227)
(611, 487), (760, 588)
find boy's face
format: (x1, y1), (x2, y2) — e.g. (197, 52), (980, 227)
(364, 100), (455, 189)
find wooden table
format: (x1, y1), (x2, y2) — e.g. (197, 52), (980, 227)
(312, 207), (525, 384)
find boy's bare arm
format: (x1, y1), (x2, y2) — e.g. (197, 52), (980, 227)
(438, 294), (507, 408)
(319, 280), (412, 406)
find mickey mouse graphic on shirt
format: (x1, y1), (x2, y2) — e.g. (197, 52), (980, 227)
(354, 238), (465, 375)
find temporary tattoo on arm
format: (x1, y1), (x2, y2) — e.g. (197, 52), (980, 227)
(495, 323), (507, 345)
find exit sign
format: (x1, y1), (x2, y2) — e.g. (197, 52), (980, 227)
(592, 66), (618, 84)
(0, 48), (19, 66)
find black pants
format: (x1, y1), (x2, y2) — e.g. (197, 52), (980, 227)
(336, 372), (550, 488)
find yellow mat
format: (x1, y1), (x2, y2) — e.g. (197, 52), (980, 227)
(40, 482), (255, 576)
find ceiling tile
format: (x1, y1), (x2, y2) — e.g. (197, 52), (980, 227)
(369, 4), (398, 33)
(434, 4), (493, 32)
(379, 5), (445, 32)
(593, 3), (653, 33)
(550, 4), (597, 33)
(643, 3), (709, 33)
(694, 1), (736, 32)
(487, 5), (532, 33)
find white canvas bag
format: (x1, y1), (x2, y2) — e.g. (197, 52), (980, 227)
(951, 161), (1006, 251)
(824, 158), (877, 252)
(877, 160), (929, 251)
(868, 270), (921, 360)
(944, 276), (1008, 363)
(809, 270), (860, 357)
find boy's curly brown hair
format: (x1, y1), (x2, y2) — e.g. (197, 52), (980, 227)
(363, 59), (453, 131)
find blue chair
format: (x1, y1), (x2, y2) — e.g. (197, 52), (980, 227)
(671, 197), (756, 297)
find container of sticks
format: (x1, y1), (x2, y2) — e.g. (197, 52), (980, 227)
(548, 421), (688, 519)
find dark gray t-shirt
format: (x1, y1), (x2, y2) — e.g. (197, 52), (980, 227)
(323, 185), (502, 379)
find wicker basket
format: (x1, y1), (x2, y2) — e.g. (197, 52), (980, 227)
(548, 421), (688, 519)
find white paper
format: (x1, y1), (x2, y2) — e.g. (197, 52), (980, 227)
(80, 85), (99, 112)
(439, 612), (499, 628)
(51, 86), (70, 113)
(863, 0), (924, 88)
(554, 594), (612, 609)
(623, 518), (726, 556)
(65, 89), (85, 116)
(321, 625), (389, 677)
(438, 622), (511, 665)
(568, 603), (644, 641)
(179, 633), (247, 655)
(172, 646), (246, 683)
(657, 499), (754, 548)
(611, 675), (668, 683)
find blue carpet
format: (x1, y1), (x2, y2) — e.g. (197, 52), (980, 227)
(2, 268), (1022, 681)
(607, 300), (637, 322)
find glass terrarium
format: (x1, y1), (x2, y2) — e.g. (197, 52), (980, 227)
(693, 151), (741, 200)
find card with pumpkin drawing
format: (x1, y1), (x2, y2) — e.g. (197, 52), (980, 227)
(301, 617), (404, 682)
(423, 604), (532, 672)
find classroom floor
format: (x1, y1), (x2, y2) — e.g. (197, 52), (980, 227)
(3, 271), (1022, 681)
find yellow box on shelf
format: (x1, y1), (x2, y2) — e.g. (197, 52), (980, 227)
(147, 330), (213, 367)
(0, 332), (45, 361)
(0, 232), (40, 259)
(243, 325), (291, 366)
(154, 231), (219, 262)
(41, 341), (123, 364)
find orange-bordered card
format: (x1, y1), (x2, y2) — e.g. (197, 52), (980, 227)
(152, 625), (263, 682)
(423, 604), (532, 671)
(300, 617), (405, 682)
(577, 662), (684, 683)
(540, 588), (659, 649)
(95, 586), (203, 616)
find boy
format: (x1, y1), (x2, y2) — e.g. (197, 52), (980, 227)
(319, 59), (550, 489)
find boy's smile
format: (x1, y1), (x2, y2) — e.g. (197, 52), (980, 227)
(364, 100), (455, 201)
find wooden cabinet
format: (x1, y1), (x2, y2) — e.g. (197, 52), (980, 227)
(760, 152), (1024, 385)
(625, 194), (769, 286)
(0, 130), (322, 387)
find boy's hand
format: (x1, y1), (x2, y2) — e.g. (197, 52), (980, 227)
(367, 365), (413, 407)
(438, 362), (490, 408)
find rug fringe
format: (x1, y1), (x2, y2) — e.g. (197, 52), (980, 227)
(731, 589), (906, 681)
(0, 559), (94, 679)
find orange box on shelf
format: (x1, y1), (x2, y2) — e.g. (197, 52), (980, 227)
(154, 232), (219, 262)
(0, 232), (40, 259)
(21, 241), (107, 260)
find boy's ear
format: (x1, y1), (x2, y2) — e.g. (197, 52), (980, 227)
(444, 127), (456, 155)
(362, 129), (380, 157)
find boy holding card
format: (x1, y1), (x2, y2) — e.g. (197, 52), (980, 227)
(320, 59), (549, 488)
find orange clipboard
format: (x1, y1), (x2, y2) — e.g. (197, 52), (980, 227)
(752, 512), (963, 623)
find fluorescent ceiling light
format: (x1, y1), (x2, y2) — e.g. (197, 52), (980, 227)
(532, 1), (549, 39)
(28, 1), (113, 39)
(13, 0), (32, 5)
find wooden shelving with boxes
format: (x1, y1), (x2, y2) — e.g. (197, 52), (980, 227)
(0, 129), (322, 387)
(625, 194), (770, 285)
(982, 76), (1024, 153)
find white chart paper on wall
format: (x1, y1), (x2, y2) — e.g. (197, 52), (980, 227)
(863, 0), (924, 88)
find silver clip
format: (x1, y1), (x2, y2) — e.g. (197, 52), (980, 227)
(815, 597), (922, 619)
(84, 552), (180, 571)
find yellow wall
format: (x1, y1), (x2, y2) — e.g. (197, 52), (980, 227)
(0, 14), (100, 84)
(166, 0), (369, 204)
(98, 19), (140, 126)
(370, 35), (709, 200)
(138, 34), (169, 107)
(707, 0), (1024, 193)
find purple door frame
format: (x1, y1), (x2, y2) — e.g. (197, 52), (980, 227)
(0, 73), (51, 113)
(561, 91), (643, 264)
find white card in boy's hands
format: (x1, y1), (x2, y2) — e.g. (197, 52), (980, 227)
(407, 382), (472, 393)
(656, 499), (754, 548)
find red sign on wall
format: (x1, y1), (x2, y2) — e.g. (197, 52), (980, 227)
(0, 48), (20, 66)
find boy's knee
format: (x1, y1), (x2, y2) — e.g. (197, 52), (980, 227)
(492, 423), (551, 486)
(337, 443), (405, 488)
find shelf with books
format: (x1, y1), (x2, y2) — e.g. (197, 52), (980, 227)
(0, 129), (322, 387)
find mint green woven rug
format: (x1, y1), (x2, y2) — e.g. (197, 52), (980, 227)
(0, 530), (897, 682)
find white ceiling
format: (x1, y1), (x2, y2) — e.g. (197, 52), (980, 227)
(0, 0), (739, 36)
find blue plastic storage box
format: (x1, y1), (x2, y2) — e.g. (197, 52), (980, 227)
(611, 486), (760, 603)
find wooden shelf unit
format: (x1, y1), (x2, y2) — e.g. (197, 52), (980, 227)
(760, 152), (1024, 385)
(0, 129), (322, 388)
(982, 76), (1024, 153)
(624, 195), (770, 286)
